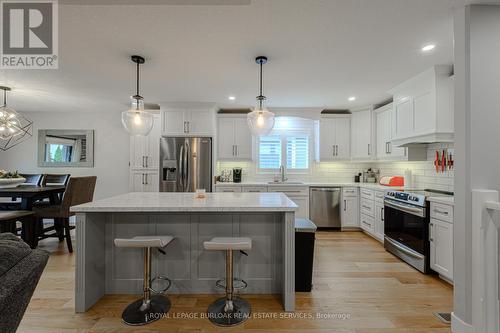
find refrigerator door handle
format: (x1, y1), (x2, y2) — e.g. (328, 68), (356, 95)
(184, 141), (190, 192)
(179, 144), (185, 191)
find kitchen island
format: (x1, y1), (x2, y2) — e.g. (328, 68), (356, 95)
(71, 192), (297, 313)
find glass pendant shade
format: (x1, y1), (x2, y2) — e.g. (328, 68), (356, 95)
(121, 55), (154, 136)
(0, 105), (33, 151)
(247, 107), (275, 136)
(121, 109), (154, 136)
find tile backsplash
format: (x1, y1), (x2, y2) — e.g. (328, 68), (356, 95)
(216, 143), (454, 192)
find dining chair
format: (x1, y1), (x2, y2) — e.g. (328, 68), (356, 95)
(41, 174), (71, 186)
(37, 174), (71, 204)
(33, 176), (97, 252)
(20, 174), (43, 186)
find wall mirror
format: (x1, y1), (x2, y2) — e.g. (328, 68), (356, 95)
(38, 129), (94, 167)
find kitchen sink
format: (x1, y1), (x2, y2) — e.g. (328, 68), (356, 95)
(267, 181), (304, 185)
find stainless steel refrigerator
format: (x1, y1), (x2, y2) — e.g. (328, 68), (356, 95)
(159, 137), (212, 192)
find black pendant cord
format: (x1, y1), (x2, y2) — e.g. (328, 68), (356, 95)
(135, 61), (140, 110)
(259, 61), (263, 109)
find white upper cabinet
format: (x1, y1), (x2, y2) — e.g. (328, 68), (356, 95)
(319, 115), (351, 161)
(351, 108), (372, 160)
(217, 115), (252, 160)
(375, 103), (426, 161)
(161, 107), (215, 136)
(389, 65), (454, 146)
(130, 113), (161, 170)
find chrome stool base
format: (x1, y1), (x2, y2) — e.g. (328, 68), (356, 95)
(207, 297), (251, 327)
(122, 295), (171, 326)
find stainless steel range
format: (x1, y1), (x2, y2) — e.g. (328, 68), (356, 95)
(383, 189), (452, 273)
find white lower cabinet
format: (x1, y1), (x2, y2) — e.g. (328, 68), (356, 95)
(429, 202), (454, 282)
(131, 171), (159, 192)
(268, 186), (309, 219)
(374, 202), (384, 242)
(241, 186), (267, 193)
(216, 185), (242, 193)
(341, 195), (359, 228)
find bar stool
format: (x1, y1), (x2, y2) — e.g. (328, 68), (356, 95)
(114, 236), (174, 326)
(203, 237), (252, 326)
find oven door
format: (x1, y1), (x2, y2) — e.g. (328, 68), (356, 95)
(384, 199), (428, 254)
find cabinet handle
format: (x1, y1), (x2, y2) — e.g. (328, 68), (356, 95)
(336, 145), (339, 156)
(434, 209), (449, 215)
(381, 207), (384, 221)
(141, 173), (145, 185)
(429, 222), (434, 242)
(183, 121), (186, 133)
(388, 142), (392, 154)
(235, 145), (238, 156)
(332, 145), (335, 157)
(368, 143), (371, 155)
(344, 199), (346, 211)
(187, 121), (190, 133)
(145, 156), (148, 168)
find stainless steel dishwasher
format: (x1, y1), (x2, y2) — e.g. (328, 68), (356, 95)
(309, 187), (341, 228)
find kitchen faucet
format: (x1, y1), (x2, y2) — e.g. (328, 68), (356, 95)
(279, 165), (288, 182)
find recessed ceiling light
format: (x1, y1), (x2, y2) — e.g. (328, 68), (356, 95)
(348, 96), (356, 101)
(422, 44), (436, 52)
(228, 96), (236, 101)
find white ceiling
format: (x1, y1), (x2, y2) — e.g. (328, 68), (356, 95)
(0, 0), (477, 113)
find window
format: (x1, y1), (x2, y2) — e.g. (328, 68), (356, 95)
(258, 134), (310, 171)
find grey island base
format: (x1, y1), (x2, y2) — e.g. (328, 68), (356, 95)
(71, 192), (297, 313)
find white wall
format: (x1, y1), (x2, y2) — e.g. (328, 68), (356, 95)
(0, 111), (130, 199)
(453, 4), (500, 328)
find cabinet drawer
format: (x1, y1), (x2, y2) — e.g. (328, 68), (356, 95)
(360, 214), (374, 233)
(269, 186), (309, 196)
(430, 202), (453, 223)
(360, 188), (374, 200)
(360, 198), (374, 217)
(374, 190), (386, 203)
(342, 187), (358, 197)
(216, 186), (242, 193)
(241, 186), (268, 193)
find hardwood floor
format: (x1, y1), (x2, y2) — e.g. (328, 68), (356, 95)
(18, 231), (453, 332)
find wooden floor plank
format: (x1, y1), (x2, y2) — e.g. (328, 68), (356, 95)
(18, 231), (452, 332)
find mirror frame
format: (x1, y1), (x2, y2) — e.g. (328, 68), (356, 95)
(37, 129), (95, 167)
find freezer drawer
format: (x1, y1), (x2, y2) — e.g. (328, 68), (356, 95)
(309, 187), (341, 228)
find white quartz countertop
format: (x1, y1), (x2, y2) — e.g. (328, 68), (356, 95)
(427, 196), (454, 206)
(71, 192), (298, 213)
(215, 181), (404, 191)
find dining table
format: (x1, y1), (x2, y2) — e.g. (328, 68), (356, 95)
(0, 185), (66, 210)
(0, 185), (66, 248)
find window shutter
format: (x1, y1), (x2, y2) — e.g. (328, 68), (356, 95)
(259, 136), (282, 169)
(286, 136), (309, 169)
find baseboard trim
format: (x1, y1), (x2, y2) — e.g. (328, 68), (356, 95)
(451, 312), (473, 333)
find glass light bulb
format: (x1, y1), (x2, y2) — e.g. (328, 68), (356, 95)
(0, 126), (4, 131)
(134, 112), (142, 125)
(257, 113), (264, 127)
(8, 127), (15, 133)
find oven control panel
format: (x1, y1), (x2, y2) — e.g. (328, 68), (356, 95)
(385, 191), (426, 207)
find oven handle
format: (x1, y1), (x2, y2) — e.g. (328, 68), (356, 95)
(384, 236), (425, 260)
(384, 199), (425, 217)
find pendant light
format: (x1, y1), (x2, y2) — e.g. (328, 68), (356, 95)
(0, 86), (33, 151)
(121, 55), (154, 136)
(247, 56), (275, 136)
